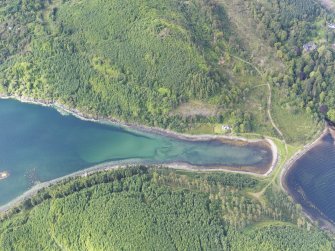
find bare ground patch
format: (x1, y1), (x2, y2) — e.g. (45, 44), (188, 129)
(218, 0), (284, 72)
(318, 0), (335, 10)
(173, 101), (218, 117)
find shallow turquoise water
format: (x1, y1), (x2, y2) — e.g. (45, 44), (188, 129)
(0, 99), (272, 205)
(285, 133), (335, 225)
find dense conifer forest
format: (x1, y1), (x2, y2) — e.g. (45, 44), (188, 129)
(0, 167), (333, 250)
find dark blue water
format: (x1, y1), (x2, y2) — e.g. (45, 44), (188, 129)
(285, 133), (335, 225)
(0, 99), (272, 205)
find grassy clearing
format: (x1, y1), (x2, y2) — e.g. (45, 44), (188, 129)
(223, 66), (273, 135)
(242, 220), (297, 233)
(187, 123), (217, 134)
(173, 100), (217, 117)
(271, 92), (320, 144)
(319, 0), (335, 11)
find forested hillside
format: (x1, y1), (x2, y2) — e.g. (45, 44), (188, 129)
(0, 0), (256, 131)
(0, 0), (281, 136)
(1, 0), (334, 141)
(0, 167), (333, 250)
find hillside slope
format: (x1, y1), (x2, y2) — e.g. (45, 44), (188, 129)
(0, 0), (274, 134)
(2, 0), (334, 143)
(2, 0), (335, 143)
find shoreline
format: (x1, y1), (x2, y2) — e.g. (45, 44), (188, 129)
(0, 160), (274, 215)
(280, 126), (329, 190)
(0, 94), (279, 214)
(0, 95), (268, 144)
(0, 161), (128, 214)
(0, 94), (278, 174)
(280, 126), (335, 233)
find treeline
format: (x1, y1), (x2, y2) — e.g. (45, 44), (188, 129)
(229, 225), (333, 251)
(0, 167), (333, 250)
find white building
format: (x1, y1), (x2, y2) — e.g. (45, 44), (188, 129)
(222, 125), (231, 132)
(327, 23), (335, 29)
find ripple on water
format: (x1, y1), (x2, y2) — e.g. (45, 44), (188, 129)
(286, 133), (335, 224)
